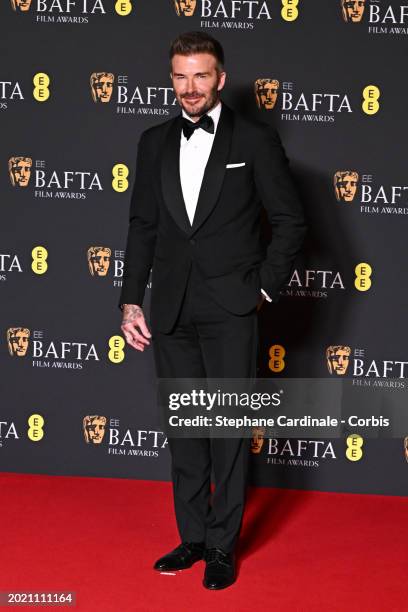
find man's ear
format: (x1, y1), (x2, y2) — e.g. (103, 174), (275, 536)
(217, 71), (227, 92)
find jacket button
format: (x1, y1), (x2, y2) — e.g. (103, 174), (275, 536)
(189, 239), (196, 245)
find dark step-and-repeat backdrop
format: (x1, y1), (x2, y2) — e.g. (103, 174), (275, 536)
(1, 1), (407, 496)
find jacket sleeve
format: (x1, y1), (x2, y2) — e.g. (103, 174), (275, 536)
(254, 126), (307, 301)
(118, 131), (159, 309)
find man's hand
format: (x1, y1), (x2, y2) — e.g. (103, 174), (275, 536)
(256, 293), (265, 312)
(121, 304), (151, 352)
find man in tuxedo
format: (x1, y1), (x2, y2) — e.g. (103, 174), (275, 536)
(119, 31), (307, 590)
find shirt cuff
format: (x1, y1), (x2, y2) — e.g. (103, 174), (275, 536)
(261, 288), (272, 302)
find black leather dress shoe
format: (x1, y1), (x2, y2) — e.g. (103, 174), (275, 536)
(153, 542), (205, 571)
(203, 547), (236, 590)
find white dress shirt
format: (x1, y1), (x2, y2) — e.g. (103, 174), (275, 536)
(179, 101), (271, 302)
(180, 101), (222, 225)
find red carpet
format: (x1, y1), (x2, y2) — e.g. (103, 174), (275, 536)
(0, 473), (407, 611)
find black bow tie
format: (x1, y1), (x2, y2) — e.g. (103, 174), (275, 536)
(182, 114), (214, 140)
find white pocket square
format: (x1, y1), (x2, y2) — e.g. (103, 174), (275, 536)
(226, 162), (246, 168)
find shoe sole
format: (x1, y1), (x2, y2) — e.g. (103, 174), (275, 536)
(202, 579), (236, 590)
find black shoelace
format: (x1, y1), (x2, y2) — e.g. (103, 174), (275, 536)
(205, 547), (229, 565)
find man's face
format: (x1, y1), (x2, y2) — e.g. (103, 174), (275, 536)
(342, 0), (365, 22)
(327, 349), (350, 375)
(256, 80), (279, 110)
(86, 418), (106, 444)
(90, 249), (110, 276)
(335, 173), (358, 202)
(176, 0), (196, 16)
(171, 53), (226, 119)
(251, 428), (265, 454)
(14, 0), (32, 11)
(11, 159), (32, 187)
(8, 329), (30, 356)
(93, 75), (113, 103)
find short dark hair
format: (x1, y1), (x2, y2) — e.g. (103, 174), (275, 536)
(169, 31), (225, 70)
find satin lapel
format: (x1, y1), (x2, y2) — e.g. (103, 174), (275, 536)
(190, 103), (234, 236)
(160, 114), (191, 234)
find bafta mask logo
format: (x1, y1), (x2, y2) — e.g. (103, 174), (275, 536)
(326, 345), (351, 376)
(341, 0), (365, 23)
(90, 72), (114, 103)
(334, 171), (359, 203)
(251, 426), (266, 454)
(87, 246), (111, 277)
(404, 436), (408, 463)
(174, 0), (196, 16)
(254, 79), (280, 110)
(7, 327), (30, 357)
(83, 415), (107, 444)
(10, 0), (32, 12)
(8, 156), (32, 187)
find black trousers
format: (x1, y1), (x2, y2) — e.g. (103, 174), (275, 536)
(152, 263), (259, 553)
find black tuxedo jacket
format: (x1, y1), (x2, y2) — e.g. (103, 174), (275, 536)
(119, 102), (307, 333)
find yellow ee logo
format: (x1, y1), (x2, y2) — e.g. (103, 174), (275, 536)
(28, 414), (44, 442)
(108, 335), (125, 363)
(115, 0), (132, 15)
(112, 164), (129, 192)
(354, 262), (372, 291)
(281, 0), (299, 21)
(268, 344), (285, 372)
(346, 433), (363, 461)
(362, 85), (380, 115)
(31, 246), (48, 275)
(33, 73), (50, 102)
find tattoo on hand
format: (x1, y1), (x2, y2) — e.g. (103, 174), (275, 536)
(122, 304), (143, 325)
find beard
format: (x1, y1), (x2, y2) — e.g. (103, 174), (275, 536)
(179, 83), (220, 119)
